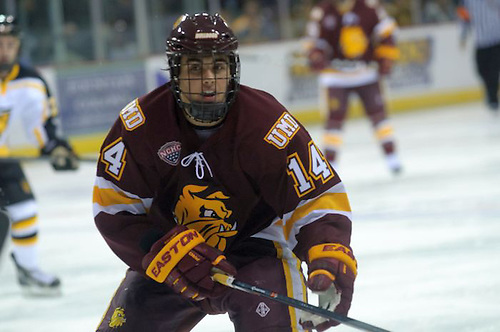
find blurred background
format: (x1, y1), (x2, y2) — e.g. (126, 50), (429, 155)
(2, 0), (460, 65)
(1, 0), (481, 157)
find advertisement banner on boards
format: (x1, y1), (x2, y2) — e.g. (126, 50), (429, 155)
(56, 62), (147, 135)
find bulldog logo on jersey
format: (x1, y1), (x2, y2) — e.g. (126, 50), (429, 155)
(158, 141), (182, 166)
(108, 307), (126, 328)
(340, 25), (368, 59)
(174, 185), (237, 251)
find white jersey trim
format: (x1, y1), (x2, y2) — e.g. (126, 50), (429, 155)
(93, 176), (153, 217)
(319, 67), (378, 87)
(4, 199), (38, 222)
(252, 183), (352, 250)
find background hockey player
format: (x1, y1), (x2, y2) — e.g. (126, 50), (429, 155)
(305, 0), (402, 174)
(93, 13), (356, 331)
(0, 14), (79, 295)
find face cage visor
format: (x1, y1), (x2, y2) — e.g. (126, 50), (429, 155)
(169, 51), (240, 126)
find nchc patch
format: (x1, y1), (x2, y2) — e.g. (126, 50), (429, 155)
(109, 306), (126, 328)
(158, 141), (182, 166)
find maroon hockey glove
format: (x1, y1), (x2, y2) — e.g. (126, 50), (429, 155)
(300, 243), (357, 331)
(142, 225), (236, 301)
(377, 58), (393, 76)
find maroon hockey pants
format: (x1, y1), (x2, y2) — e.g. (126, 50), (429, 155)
(96, 255), (307, 332)
(323, 81), (395, 162)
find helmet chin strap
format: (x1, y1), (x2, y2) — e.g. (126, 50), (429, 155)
(181, 100), (228, 126)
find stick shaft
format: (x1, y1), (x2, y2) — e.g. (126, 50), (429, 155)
(213, 273), (390, 332)
(0, 155), (98, 163)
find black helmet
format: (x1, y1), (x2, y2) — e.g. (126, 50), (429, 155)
(0, 14), (20, 36)
(166, 13), (240, 126)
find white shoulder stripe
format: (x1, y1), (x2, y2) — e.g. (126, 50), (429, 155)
(93, 202), (149, 218)
(94, 176), (154, 203)
(253, 184), (353, 250)
(93, 176), (153, 217)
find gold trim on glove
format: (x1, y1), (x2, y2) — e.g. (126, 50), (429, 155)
(308, 243), (357, 276)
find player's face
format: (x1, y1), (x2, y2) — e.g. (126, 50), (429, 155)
(0, 35), (20, 76)
(178, 54), (230, 105)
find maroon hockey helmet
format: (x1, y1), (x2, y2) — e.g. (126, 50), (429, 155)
(166, 13), (240, 126)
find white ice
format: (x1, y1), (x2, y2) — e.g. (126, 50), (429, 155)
(0, 102), (499, 332)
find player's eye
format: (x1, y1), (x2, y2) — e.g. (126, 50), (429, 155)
(214, 62), (228, 72)
(187, 63), (202, 74)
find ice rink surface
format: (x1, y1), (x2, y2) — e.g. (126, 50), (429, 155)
(0, 102), (499, 332)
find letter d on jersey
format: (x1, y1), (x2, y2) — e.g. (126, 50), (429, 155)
(146, 229), (204, 282)
(119, 99), (145, 131)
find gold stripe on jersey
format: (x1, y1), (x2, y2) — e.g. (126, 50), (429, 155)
(93, 187), (144, 207)
(1, 64), (20, 94)
(274, 242), (307, 331)
(0, 145), (9, 156)
(0, 111), (11, 134)
(33, 127), (45, 147)
(12, 234), (38, 246)
(375, 123), (394, 140)
(93, 176), (153, 217)
(11, 216), (37, 230)
(323, 133), (342, 147)
(284, 192), (351, 241)
(48, 96), (59, 117)
(8, 81), (46, 94)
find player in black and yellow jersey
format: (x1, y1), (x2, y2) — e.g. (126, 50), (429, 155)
(0, 14), (78, 296)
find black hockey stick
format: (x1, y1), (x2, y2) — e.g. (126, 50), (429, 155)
(0, 210), (10, 256)
(212, 273), (390, 332)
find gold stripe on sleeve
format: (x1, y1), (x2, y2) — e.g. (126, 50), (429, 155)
(284, 193), (351, 240)
(93, 187), (143, 207)
(11, 216), (37, 230)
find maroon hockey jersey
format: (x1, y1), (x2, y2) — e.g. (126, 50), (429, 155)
(93, 83), (353, 274)
(306, 0), (399, 65)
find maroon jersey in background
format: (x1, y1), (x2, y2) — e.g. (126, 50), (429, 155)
(305, 0), (403, 174)
(93, 82), (353, 274)
(306, 0), (399, 72)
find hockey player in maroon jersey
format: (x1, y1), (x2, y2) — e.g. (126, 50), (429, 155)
(94, 13), (356, 331)
(0, 14), (78, 296)
(305, 0), (402, 174)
